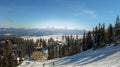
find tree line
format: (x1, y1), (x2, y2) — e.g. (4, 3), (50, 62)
(48, 16), (120, 59)
(82, 16), (120, 51)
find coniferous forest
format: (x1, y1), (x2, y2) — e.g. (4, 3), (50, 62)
(0, 16), (120, 67)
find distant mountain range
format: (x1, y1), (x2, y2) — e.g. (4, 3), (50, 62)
(0, 28), (88, 38)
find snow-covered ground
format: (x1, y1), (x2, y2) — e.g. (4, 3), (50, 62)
(18, 45), (120, 67)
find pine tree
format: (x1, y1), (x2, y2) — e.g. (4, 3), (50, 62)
(100, 23), (107, 47)
(82, 32), (86, 51)
(107, 24), (114, 44)
(115, 16), (120, 43)
(86, 31), (93, 49)
(48, 37), (56, 59)
(92, 25), (103, 49)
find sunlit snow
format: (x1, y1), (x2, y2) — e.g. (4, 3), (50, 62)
(18, 44), (120, 67)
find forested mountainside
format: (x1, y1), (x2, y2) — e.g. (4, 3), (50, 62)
(0, 28), (86, 37)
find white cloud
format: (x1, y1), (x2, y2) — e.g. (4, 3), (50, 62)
(83, 9), (97, 18)
(73, 8), (97, 18)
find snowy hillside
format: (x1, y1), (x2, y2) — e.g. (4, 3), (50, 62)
(18, 45), (120, 67)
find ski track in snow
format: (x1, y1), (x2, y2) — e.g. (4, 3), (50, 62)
(18, 45), (120, 67)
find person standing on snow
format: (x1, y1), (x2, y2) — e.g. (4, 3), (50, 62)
(53, 62), (55, 67)
(43, 63), (45, 67)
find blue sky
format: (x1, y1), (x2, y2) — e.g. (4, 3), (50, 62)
(0, 0), (120, 30)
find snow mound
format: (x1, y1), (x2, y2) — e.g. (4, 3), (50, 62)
(18, 45), (120, 67)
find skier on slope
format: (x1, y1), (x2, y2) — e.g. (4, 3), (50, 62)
(53, 62), (55, 67)
(43, 63), (45, 67)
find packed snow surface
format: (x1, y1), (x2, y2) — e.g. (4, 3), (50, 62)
(18, 45), (120, 67)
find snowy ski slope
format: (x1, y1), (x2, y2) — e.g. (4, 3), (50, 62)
(18, 44), (120, 67)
